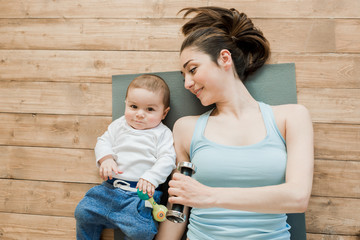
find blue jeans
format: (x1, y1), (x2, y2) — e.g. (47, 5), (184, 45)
(74, 180), (162, 240)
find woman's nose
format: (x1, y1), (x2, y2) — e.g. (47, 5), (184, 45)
(184, 76), (194, 90)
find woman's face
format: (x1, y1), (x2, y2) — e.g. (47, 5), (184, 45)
(180, 47), (224, 106)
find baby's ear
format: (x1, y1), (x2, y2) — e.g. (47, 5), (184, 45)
(162, 107), (170, 119)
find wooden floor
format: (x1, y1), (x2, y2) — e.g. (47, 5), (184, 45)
(0, 0), (359, 239)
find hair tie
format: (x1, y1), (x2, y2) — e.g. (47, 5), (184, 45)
(231, 36), (238, 43)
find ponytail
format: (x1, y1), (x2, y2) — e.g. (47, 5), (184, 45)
(179, 7), (270, 81)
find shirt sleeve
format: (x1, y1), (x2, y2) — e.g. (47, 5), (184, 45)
(140, 127), (176, 187)
(94, 118), (120, 168)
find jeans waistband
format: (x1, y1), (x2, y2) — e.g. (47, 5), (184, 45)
(106, 178), (162, 192)
(106, 178), (138, 188)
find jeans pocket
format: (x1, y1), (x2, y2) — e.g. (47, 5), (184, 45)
(136, 200), (153, 221)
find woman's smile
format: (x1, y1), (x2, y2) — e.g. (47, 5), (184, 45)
(194, 87), (203, 98)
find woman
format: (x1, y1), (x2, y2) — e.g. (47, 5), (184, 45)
(156, 6), (313, 240)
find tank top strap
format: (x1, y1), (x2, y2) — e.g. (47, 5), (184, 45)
(190, 109), (214, 159)
(258, 102), (286, 145)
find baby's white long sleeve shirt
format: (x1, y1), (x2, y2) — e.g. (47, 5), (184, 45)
(95, 116), (176, 188)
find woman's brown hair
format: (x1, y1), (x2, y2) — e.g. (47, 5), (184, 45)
(179, 6), (270, 82)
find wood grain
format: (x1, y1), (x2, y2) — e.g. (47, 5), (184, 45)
(0, 212), (76, 239)
(0, 179), (94, 217)
(314, 123), (360, 161)
(0, 113), (111, 148)
(0, 0), (359, 238)
(1, 50), (359, 90)
(1, 113), (359, 160)
(1, 81), (360, 124)
(2, 145), (359, 199)
(0, 0), (359, 19)
(1, 179), (359, 237)
(0, 81), (112, 115)
(306, 196), (360, 236)
(312, 160), (360, 198)
(0, 212), (113, 240)
(1, 19), (359, 53)
(0, 50), (180, 83)
(0, 146), (102, 183)
(298, 88), (360, 124)
(307, 233), (360, 240)
(271, 53), (360, 89)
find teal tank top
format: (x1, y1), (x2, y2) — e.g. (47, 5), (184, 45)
(187, 102), (291, 240)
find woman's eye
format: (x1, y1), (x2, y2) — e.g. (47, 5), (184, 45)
(189, 67), (196, 74)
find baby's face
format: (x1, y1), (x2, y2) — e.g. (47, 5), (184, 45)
(124, 88), (169, 130)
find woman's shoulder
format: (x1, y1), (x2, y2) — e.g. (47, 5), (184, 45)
(272, 104), (310, 119)
(173, 115), (200, 132)
(272, 104), (312, 133)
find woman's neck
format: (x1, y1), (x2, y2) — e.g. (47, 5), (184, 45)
(213, 80), (259, 118)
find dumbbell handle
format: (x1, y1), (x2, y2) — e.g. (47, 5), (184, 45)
(166, 162), (196, 223)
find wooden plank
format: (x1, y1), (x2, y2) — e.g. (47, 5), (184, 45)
(0, 146), (102, 184)
(0, 0), (206, 19)
(307, 233), (360, 240)
(336, 19), (360, 53)
(0, 179), (94, 217)
(312, 160), (360, 198)
(0, 113), (111, 149)
(1, 113), (359, 160)
(0, 18), (183, 51)
(1, 50), (360, 89)
(1, 180), (359, 238)
(313, 123), (360, 161)
(0, 81), (112, 116)
(0, 212), (113, 240)
(298, 88), (360, 124)
(1, 18), (359, 53)
(306, 196), (360, 236)
(219, 0), (360, 19)
(1, 82), (360, 124)
(271, 53), (360, 89)
(0, 0), (359, 19)
(0, 212), (76, 239)
(0, 50), (180, 83)
(2, 146), (360, 198)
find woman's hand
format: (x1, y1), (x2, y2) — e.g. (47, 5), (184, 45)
(99, 158), (121, 180)
(168, 172), (214, 209)
(137, 178), (156, 197)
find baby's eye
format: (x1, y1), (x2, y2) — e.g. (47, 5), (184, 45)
(147, 107), (155, 111)
(130, 105), (137, 109)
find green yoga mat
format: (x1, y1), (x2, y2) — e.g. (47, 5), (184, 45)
(112, 63), (297, 129)
(112, 63), (306, 240)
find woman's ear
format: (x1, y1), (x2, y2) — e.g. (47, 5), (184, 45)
(218, 49), (233, 70)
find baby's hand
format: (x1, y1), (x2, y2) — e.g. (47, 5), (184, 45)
(137, 178), (155, 198)
(99, 158), (122, 180)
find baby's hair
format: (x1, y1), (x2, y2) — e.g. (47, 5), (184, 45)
(126, 74), (170, 108)
(179, 6), (270, 82)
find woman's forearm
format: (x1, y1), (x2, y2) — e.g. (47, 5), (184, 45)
(210, 182), (310, 214)
(155, 206), (189, 240)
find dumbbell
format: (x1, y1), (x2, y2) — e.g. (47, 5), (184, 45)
(166, 162), (197, 223)
(137, 189), (168, 222)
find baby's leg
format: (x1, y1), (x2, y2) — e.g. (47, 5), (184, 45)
(109, 190), (163, 240)
(74, 184), (111, 239)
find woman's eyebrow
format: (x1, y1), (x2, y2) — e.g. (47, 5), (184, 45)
(183, 59), (193, 69)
